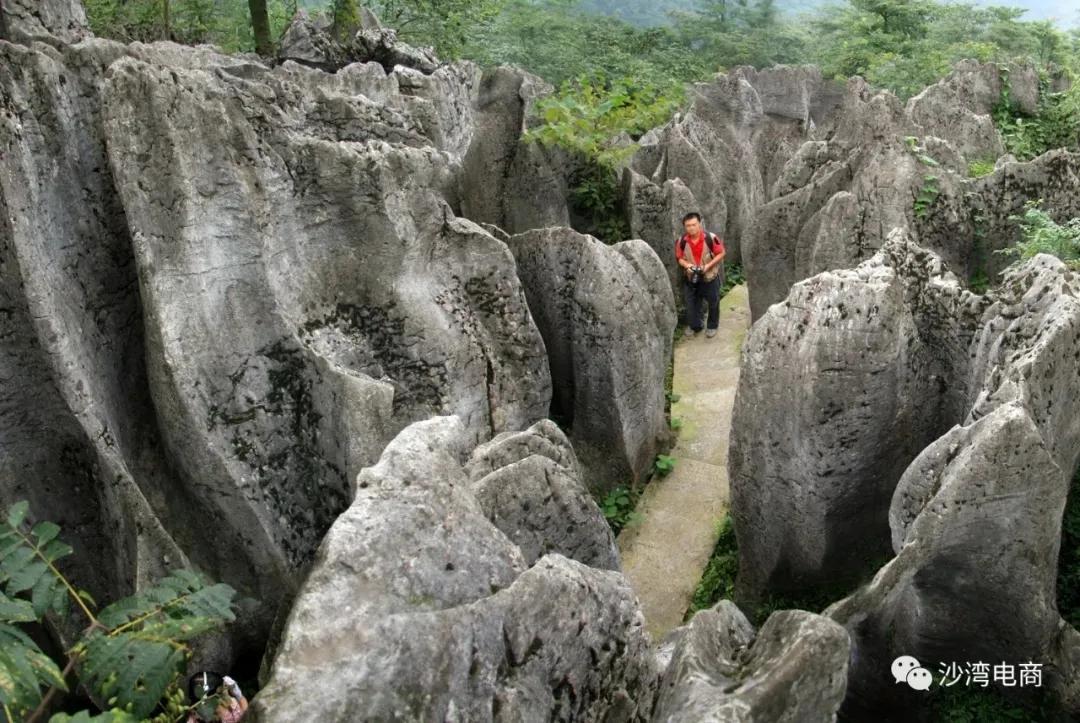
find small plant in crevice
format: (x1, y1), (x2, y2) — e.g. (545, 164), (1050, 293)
(996, 201), (1080, 269)
(596, 486), (643, 535)
(686, 515), (739, 619)
(652, 454), (676, 478)
(913, 174), (940, 219)
(669, 417), (683, 432)
(966, 158), (996, 178)
(718, 263), (745, 299)
(0, 500), (237, 722)
(903, 135), (942, 168)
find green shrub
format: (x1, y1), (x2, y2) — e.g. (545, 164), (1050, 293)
(687, 515), (739, 618)
(0, 501), (236, 722)
(994, 67), (1080, 161)
(525, 75), (684, 242)
(652, 454), (676, 477)
(997, 202), (1080, 268)
(913, 174), (941, 219)
(719, 263), (745, 299)
(596, 486), (643, 535)
(967, 158), (997, 178)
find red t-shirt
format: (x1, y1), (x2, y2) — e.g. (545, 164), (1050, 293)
(676, 232), (724, 266)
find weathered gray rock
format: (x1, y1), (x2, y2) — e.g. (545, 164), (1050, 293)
(626, 65), (846, 266)
(905, 59), (1005, 162)
(0, 31), (558, 654)
(506, 228), (676, 491)
(733, 234), (1080, 716)
(740, 62), (1074, 319)
(459, 64), (573, 233)
(623, 170), (699, 297)
(103, 50), (552, 575)
(466, 419), (619, 570)
(4, 0), (88, 44)
(731, 233), (979, 601)
(0, 38), (206, 627)
(253, 416), (659, 722)
(277, 10), (439, 74)
(654, 602), (850, 722)
(277, 10), (344, 69)
(828, 402), (1072, 718)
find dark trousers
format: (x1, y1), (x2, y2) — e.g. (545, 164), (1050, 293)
(683, 275), (721, 331)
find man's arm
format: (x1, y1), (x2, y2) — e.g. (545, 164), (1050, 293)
(704, 236), (726, 271)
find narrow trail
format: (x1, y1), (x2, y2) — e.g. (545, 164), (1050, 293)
(617, 283), (751, 640)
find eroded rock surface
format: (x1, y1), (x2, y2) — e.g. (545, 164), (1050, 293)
(730, 233), (981, 600)
(742, 62), (1072, 319)
(625, 65), (846, 272)
(506, 227), (676, 491)
(253, 416), (658, 722)
(1, 23), (559, 645)
(465, 419), (620, 570)
(731, 231), (1080, 716)
(4, 0), (88, 44)
(653, 602), (850, 722)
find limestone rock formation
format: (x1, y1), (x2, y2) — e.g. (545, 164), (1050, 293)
(460, 65), (573, 234)
(741, 62), (1070, 319)
(506, 227), (676, 491)
(275, 11), (572, 235)
(1, 21), (558, 645)
(731, 232), (1080, 715)
(465, 419), (620, 570)
(4, 0), (88, 44)
(253, 416), (658, 722)
(653, 602), (850, 722)
(624, 65), (846, 274)
(730, 233), (980, 600)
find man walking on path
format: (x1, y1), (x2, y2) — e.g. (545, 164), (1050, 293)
(675, 212), (725, 338)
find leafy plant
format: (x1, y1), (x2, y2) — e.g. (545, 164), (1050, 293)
(997, 202), (1080, 268)
(719, 263), (745, 299)
(0, 501), (236, 722)
(525, 75), (684, 242)
(994, 67), (1080, 161)
(686, 515), (739, 618)
(966, 158), (996, 178)
(913, 174), (940, 219)
(652, 454), (676, 478)
(596, 486), (643, 535)
(669, 417), (683, 431)
(665, 391), (681, 404)
(930, 679), (1058, 722)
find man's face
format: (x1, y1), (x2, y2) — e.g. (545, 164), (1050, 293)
(683, 217), (701, 237)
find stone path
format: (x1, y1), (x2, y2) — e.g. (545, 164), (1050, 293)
(616, 283), (751, 640)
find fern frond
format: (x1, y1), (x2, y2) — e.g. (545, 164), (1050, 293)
(0, 622), (66, 717)
(98, 571), (235, 634)
(80, 631), (186, 719)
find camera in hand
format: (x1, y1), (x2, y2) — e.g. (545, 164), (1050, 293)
(688, 265), (704, 284)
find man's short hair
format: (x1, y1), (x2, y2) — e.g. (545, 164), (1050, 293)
(682, 212), (702, 224)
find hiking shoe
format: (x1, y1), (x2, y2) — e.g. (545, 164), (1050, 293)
(705, 328), (717, 338)
(683, 327), (698, 339)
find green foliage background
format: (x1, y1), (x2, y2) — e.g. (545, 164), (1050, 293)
(0, 501), (236, 722)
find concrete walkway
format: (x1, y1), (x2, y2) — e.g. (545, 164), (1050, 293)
(617, 284), (751, 640)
